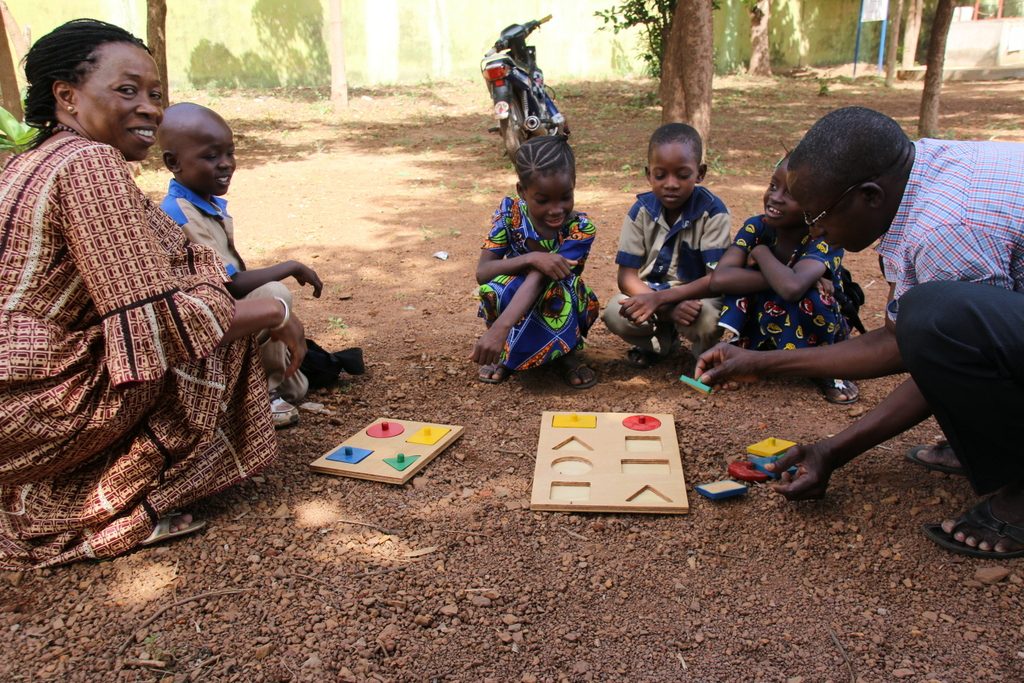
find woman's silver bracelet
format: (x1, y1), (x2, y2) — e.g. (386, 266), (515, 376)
(271, 296), (290, 331)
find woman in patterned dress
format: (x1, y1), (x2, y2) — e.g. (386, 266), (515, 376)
(0, 20), (304, 569)
(471, 135), (600, 388)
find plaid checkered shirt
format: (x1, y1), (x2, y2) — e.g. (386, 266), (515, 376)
(877, 138), (1024, 321)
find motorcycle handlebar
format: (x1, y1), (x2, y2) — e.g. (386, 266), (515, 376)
(492, 15), (553, 51)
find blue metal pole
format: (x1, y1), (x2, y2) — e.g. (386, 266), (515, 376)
(853, 0), (865, 77)
(877, 17), (888, 73)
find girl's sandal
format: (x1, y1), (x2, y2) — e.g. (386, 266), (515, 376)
(813, 378), (859, 405)
(558, 357), (597, 390)
(478, 364), (511, 384)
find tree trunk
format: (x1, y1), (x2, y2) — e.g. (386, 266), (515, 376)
(902, 0), (923, 69)
(659, 9), (685, 122)
(884, 0), (904, 86)
(748, 0), (771, 77)
(328, 0), (348, 107)
(918, 0), (954, 138)
(659, 0), (715, 147)
(0, 4), (20, 119)
(146, 0), (168, 108)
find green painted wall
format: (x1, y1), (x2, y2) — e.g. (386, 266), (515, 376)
(7, 1), (909, 88)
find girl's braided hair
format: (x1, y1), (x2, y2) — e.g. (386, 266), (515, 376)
(23, 18), (149, 147)
(513, 134), (575, 187)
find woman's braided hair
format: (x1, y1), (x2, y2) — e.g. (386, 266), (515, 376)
(513, 134), (575, 187)
(23, 18), (149, 146)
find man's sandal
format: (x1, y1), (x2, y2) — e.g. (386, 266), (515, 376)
(905, 442), (965, 476)
(922, 499), (1024, 559)
(141, 513), (206, 547)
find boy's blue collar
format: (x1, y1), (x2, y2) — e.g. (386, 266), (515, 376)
(167, 178), (230, 218)
(636, 188), (708, 226)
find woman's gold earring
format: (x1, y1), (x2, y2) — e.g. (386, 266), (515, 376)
(66, 106), (75, 113)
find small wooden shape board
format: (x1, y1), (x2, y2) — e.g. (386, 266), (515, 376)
(530, 412), (689, 514)
(309, 418), (464, 484)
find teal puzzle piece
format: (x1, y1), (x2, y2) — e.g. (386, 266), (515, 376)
(678, 374), (713, 394)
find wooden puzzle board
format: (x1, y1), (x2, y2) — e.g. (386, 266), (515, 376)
(309, 418), (464, 485)
(530, 412), (689, 514)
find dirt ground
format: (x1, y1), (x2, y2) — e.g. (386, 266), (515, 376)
(3, 75), (1024, 682)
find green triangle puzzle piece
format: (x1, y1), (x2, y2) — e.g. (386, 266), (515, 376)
(383, 453), (420, 471)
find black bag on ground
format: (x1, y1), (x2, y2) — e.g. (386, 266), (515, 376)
(835, 266), (866, 334)
(300, 339), (365, 392)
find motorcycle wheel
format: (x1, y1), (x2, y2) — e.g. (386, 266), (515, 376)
(499, 97), (527, 159)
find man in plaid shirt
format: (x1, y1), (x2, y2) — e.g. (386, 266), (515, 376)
(696, 106), (1024, 560)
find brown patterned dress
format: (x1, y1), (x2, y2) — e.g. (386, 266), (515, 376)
(0, 135), (277, 569)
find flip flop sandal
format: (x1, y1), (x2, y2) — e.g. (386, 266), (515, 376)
(562, 363), (597, 390)
(477, 364), (511, 384)
(814, 378), (860, 405)
(922, 499), (1024, 559)
(626, 347), (659, 368)
(141, 513), (207, 547)
(905, 443), (965, 476)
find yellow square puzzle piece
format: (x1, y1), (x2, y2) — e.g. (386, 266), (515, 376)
(747, 437), (796, 457)
(551, 413), (597, 429)
(407, 425), (451, 445)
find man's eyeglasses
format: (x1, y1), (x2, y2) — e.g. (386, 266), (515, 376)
(801, 142), (913, 228)
(802, 180), (868, 228)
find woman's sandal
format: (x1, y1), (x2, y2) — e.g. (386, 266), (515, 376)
(922, 499), (1024, 558)
(905, 441), (965, 476)
(813, 378), (860, 405)
(141, 512), (206, 547)
(477, 364), (511, 384)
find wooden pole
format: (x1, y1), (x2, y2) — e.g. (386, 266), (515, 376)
(0, 4), (20, 119)
(329, 0), (348, 108)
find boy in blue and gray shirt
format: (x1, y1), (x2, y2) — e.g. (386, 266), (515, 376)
(602, 123), (731, 368)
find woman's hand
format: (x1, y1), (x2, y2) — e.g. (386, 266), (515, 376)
(471, 324), (508, 367)
(527, 252), (577, 280)
(816, 276), (834, 297)
(619, 291), (662, 325)
(269, 314), (306, 378)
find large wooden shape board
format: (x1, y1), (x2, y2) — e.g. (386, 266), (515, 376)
(530, 411), (689, 514)
(309, 418), (464, 485)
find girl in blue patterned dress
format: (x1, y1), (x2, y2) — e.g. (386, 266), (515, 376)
(709, 155), (859, 404)
(471, 135), (600, 388)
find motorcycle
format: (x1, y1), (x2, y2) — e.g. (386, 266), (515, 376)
(480, 14), (567, 158)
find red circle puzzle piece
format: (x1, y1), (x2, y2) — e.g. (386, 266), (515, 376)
(729, 460), (769, 483)
(366, 420), (405, 438)
(622, 414), (661, 431)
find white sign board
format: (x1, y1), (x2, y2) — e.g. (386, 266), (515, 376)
(861, 0), (889, 22)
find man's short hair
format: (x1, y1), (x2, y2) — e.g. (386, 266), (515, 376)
(788, 106), (910, 195)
